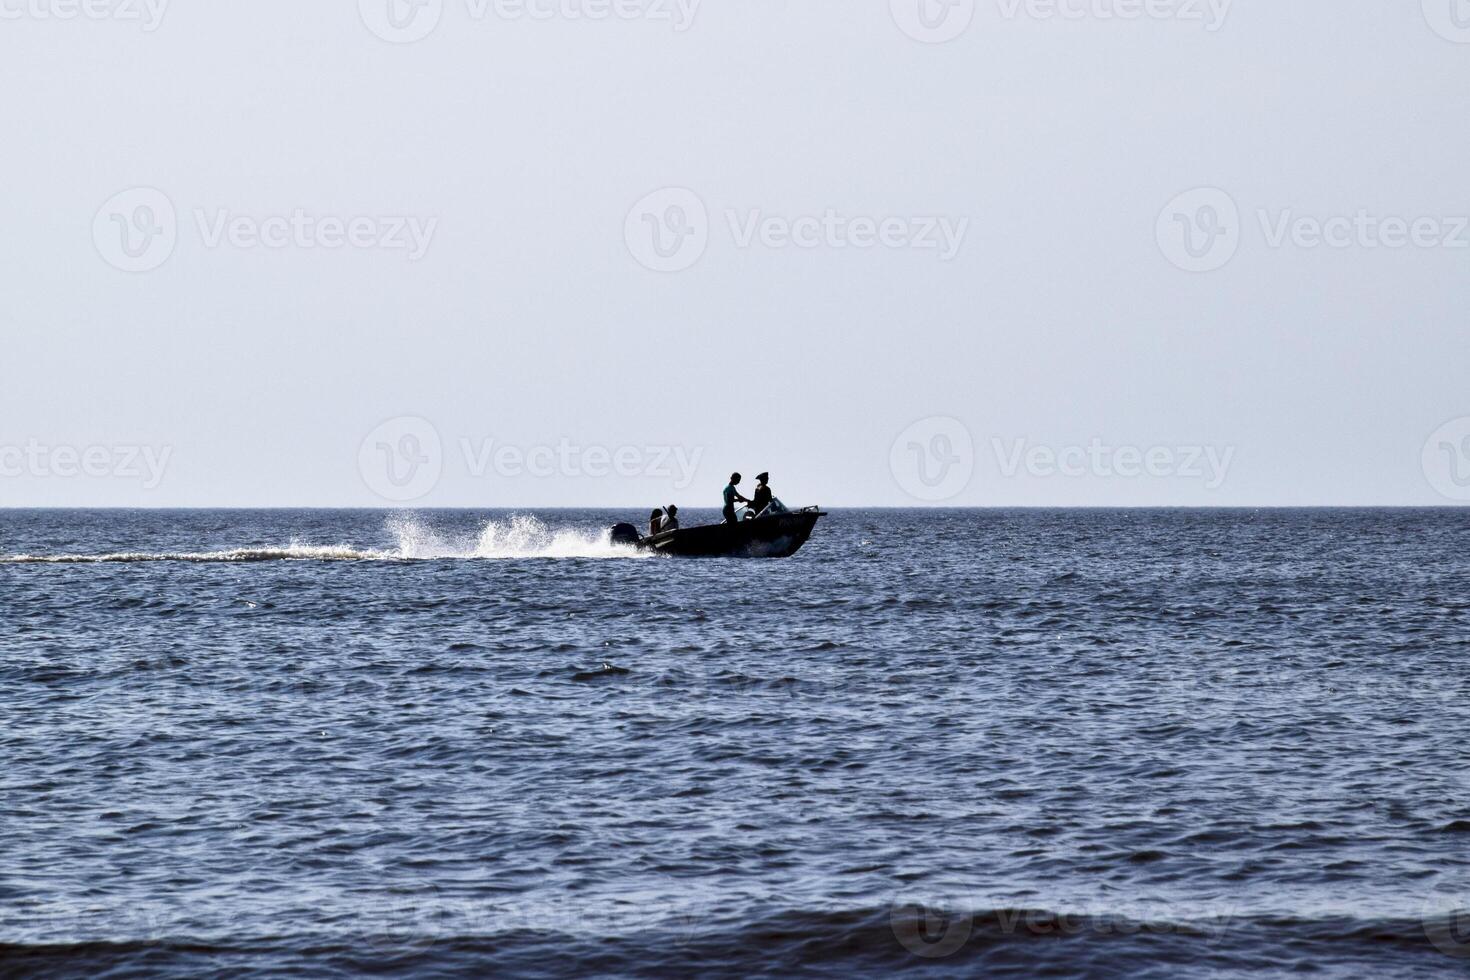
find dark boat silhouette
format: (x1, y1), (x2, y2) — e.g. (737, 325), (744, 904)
(611, 503), (825, 558)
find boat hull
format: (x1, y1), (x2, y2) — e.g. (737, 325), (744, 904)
(640, 511), (825, 558)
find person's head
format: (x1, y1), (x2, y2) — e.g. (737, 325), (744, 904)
(651, 508), (663, 520)
(730, 472), (741, 485)
(667, 505), (678, 516)
(756, 472), (769, 486)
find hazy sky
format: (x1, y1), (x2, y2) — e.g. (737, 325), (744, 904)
(2, 0), (1468, 507)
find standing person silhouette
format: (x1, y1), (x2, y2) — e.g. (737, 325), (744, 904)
(722, 473), (749, 524)
(748, 472), (773, 517)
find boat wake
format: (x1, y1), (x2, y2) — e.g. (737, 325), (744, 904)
(387, 514), (639, 560)
(0, 515), (642, 564)
(0, 544), (383, 564)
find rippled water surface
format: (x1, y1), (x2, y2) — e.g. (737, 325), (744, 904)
(4, 508), (1470, 978)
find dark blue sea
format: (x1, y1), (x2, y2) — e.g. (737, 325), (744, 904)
(5, 508), (1470, 979)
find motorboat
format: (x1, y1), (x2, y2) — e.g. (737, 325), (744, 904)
(610, 499), (825, 558)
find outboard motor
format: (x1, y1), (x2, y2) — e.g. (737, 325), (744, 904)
(609, 523), (641, 548)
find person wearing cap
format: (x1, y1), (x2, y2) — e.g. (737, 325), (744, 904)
(722, 473), (749, 524)
(748, 472), (773, 518)
(661, 504), (680, 532)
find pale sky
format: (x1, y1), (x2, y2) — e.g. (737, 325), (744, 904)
(2, 0), (1468, 507)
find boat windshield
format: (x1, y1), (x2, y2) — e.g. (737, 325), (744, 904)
(737, 497), (790, 521)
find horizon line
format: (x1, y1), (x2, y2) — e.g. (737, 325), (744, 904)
(0, 504), (1465, 512)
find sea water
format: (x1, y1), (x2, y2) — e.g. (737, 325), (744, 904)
(3, 508), (1470, 977)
